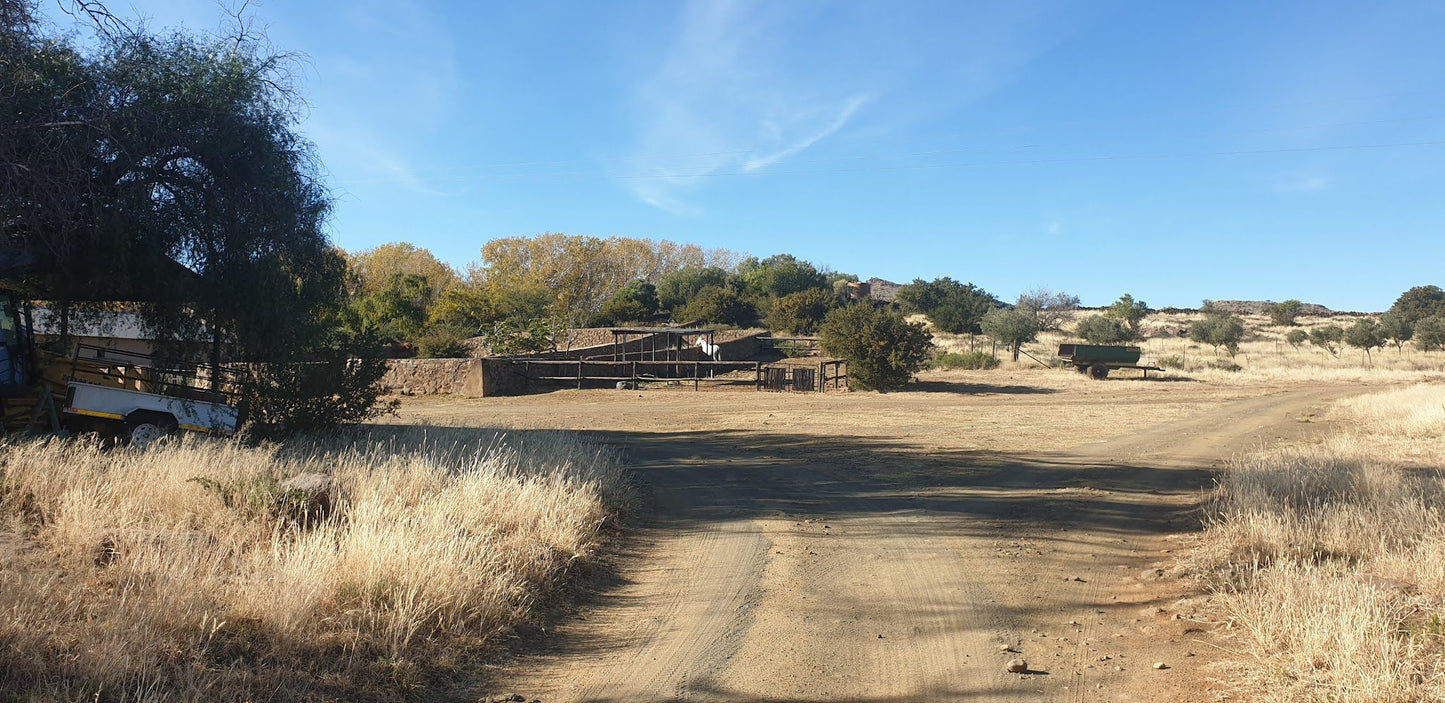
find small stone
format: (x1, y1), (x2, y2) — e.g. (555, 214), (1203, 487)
(1006, 658), (1028, 673)
(1140, 568), (1165, 580)
(998, 644), (1013, 652)
(1153, 662), (1169, 670)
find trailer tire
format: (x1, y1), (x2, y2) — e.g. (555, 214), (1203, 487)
(1087, 363), (1110, 380)
(125, 411), (177, 449)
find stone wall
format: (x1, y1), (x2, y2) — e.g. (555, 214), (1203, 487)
(382, 358), (526, 397)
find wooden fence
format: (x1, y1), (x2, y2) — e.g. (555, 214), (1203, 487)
(510, 358), (846, 392)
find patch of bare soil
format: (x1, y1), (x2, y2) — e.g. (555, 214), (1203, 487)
(395, 370), (1355, 702)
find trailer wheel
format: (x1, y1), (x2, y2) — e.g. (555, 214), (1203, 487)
(1087, 363), (1110, 380)
(125, 411), (177, 449)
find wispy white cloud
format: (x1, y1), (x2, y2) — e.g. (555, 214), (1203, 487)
(744, 94), (871, 171)
(622, 1), (871, 213)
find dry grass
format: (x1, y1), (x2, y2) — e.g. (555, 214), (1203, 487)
(1188, 383), (1445, 701)
(923, 310), (1445, 385)
(0, 427), (628, 702)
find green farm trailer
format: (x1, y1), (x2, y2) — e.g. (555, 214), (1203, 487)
(1056, 344), (1164, 379)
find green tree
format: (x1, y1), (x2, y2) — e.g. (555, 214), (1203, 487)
(594, 279), (660, 325)
(1414, 316), (1445, 352)
(1388, 285), (1445, 324)
(1105, 294), (1151, 338)
(1344, 318), (1386, 363)
(680, 285), (755, 327)
(1190, 312), (1245, 356)
(767, 288), (837, 335)
(738, 254), (827, 299)
(979, 308), (1040, 361)
(1, 3), (389, 432)
(1075, 315), (1134, 344)
(1378, 312), (1414, 352)
(1286, 329), (1309, 348)
(819, 304), (933, 391)
(1266, 300), (1304, 327)
(427, 287), (501, 335)
(350, 274), (432, 340)
(657, 266), (731, 313)
(1309, 325), (1346, 356)
(897, 278), (997, 335)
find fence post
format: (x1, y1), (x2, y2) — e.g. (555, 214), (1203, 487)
(755, 362), (761, 391)
(577, 361), (583, 390)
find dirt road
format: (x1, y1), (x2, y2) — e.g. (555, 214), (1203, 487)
(399, 373), (1350, 702)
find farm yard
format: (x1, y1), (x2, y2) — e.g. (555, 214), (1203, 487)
(6, 2), (1445, 702)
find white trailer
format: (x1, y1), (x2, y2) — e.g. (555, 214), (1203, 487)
(63, 381), (239, 447)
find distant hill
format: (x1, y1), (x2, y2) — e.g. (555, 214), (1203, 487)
(1200, 300), (1336, 316)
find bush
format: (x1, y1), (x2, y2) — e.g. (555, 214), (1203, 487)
(932, 350), (1000, 370)
(1157, 354), (1185, 369)
(594, 279), (660, 325)
(1190, 312), (1245, 356)
(1266, 300), (1303, 326)
(819, 304), (934, 391)
(1286, 329), (1309, 348)
(1208, 360), (1243, 372)
(766, 287), (836, 335)
(415, 329), (471, 358)
(897, 278), (997, 334)
(680, 285), (755, 327)
(1105, 294), (1151, 338)
(980, 308), (1040, 361)
(1075, 315), (1134, 344)
(237, 341), (396, 438)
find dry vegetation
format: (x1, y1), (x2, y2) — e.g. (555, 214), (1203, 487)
(927, 310), (1445, 385)
(0, 428), (628, 702)
(1186, 384), (1445, 701)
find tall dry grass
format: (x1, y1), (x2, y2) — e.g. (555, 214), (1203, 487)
(1189, 384), (1445, 701)
(0, 427), (628, 702)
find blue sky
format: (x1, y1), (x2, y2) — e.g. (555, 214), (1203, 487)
(51, 1), (1445, 310)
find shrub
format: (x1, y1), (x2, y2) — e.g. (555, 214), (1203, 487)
(1105, 294), (1151, 338)
(1157, 354), (1185, 369)
(1266, 300), (1303, 326)
(237, 342), (396, 438)
(1075, 315), (1134, 344)
(980, 308), (1040, 361)
(932, 350), (1000, 370)
(1208, 360), (1243, 372)
(415, 329), (471, 358)
(819, 304), (934, 391)
(766, 287), (836, 335)
(1190, 312), (1245, 356)
(1286, 329), (1309, 348)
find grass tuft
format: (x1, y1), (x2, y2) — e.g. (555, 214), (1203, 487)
(0, 426), (628, 701)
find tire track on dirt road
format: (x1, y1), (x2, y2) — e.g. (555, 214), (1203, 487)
(472, 385), (1356, 702)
